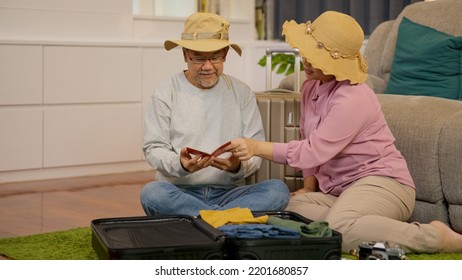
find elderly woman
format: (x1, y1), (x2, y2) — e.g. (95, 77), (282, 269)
(226, 11), (462, 254)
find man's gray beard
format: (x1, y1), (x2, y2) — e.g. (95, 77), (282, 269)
(197, 74), (219, 89)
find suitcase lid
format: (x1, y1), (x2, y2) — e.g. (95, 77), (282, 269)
(91, 215), (225, 250)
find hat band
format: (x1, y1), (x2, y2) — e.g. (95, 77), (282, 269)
(181, 32), (229, 41)
(305, 21), (367, 73)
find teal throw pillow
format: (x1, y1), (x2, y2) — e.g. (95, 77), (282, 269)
(384, 17), (462, 100)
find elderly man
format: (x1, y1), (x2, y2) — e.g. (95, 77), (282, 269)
(140, 12), (290, 216)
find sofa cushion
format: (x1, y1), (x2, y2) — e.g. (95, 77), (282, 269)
(379, 0), (462, 88)
(384, 17), (462, 100)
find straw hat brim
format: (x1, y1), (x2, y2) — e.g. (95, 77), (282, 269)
(164, 39), (242, 56)
(282, 20), (367, 84)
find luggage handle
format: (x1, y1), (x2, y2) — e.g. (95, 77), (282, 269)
(265, 48), (301, 93)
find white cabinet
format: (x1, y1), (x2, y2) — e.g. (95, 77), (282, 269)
(0, 109), (43, 171)
(43, 104), (144, 167)
(44, 46), (143, 104)
(0, 45), (42, 105)
(0, 42), (150, 182)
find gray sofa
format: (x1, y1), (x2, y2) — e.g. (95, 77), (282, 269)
(276, 0), (462, 232)
(364, 0), (462, 232)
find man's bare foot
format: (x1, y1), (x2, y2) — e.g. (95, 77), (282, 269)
(430, 220), (462, 252)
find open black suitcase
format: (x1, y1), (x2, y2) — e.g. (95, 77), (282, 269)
(91, 215), (225, 260)
(224, 211), (342, 260)
(91, 211), (342, 260)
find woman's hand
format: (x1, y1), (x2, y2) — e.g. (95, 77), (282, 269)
(225, 138), (274, 161)
(223, 138), (256, 161)
(291, 175), (319, 196)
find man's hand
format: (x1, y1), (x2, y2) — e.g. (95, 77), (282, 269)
(180, 147), (213, 172)
(211, 154), (241, 173)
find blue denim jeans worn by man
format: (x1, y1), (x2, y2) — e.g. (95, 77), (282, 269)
(141, 179), (290, 216)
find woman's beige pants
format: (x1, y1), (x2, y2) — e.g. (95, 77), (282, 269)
(285, 176), (440, 253)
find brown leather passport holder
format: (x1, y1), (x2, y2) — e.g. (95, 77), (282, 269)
(186, 141), (231, 158)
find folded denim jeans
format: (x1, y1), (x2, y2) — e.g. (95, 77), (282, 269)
(218, 224), (301, 239)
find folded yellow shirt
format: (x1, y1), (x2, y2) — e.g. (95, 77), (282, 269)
(199, 207), (268, 228)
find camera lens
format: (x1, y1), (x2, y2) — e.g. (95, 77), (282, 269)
(366, 253), (386, 260)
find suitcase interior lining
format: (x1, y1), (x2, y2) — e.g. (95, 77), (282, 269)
(94, 218), (219, 249)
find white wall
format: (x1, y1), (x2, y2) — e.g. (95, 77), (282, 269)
(0, 0), (288, 183)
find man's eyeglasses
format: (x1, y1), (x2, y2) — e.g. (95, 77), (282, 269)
(186, 52), (225, 65)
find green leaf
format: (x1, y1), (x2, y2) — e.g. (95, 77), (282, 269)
(257, 54), (303, 76)
(257, 56), (266, 67)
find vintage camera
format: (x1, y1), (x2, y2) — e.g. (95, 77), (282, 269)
(353, 241), (406, 260)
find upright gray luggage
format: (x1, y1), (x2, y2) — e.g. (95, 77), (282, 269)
(248, 48), (304, 192)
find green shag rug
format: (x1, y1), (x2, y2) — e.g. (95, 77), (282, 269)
(0, 228), (98, 260)
(1, 227), (462, 260)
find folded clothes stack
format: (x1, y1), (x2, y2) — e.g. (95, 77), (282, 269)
(218, 223), (301, 239)
(199, 207), (332, 239)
